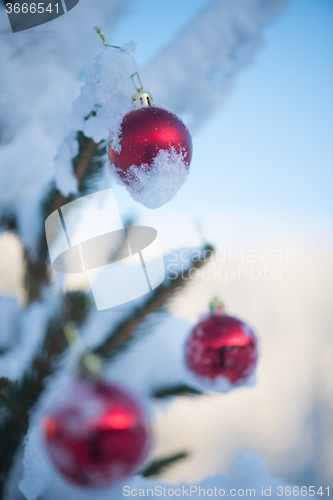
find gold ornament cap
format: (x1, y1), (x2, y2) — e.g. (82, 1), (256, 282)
(131, 72), (154, 106)
(132, 91), (154, 106)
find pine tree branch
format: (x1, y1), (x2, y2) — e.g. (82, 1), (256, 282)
(24, 132), (102, 304)
(141, 452), (189, 478)
(93, 244), (214, 359)
(0, 226), (131, 488)
(0, 131), (102, 491)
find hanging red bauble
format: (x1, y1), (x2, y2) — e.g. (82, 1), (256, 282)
(41, 379), (151, 488)
(108, 106), (192, 175)
(185, 302), (258, 391)
(108, 104), (192, 209)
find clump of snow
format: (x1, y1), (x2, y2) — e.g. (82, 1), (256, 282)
(108, 116), (123, 154)
(0, 299), (57, 381)
(184, 367), (257, 394)
(109, 146), (190, 209)
(54, 132), (79, 197)
(53, 43), (138, 197)
(68, 45), (138, 144)
(19, 423), (54, 500)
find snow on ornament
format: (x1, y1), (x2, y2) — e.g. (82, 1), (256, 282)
(41, 378), (152, 489)
(108, 72), (193, 209)
(184, 298), (258, 393)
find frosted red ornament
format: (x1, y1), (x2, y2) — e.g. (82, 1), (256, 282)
(108, 106), (192, 209)
(185, 307), (258, 391)
(41, 379), (151, 488)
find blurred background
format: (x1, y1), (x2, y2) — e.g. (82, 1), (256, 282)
(0, 0), (332, 495)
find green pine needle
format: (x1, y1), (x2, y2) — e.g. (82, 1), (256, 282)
(141, 452), (189, 478)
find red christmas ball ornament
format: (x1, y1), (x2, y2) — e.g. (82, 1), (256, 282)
(185, 300), (258, 392)
(41, 379), (152, 488)
(108, 90), (192, 209)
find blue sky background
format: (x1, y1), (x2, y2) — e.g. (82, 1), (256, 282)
(108, 0), (333, 248)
